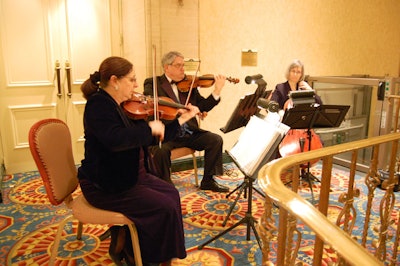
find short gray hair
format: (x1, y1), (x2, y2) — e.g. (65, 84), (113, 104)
(285, 59), (305, 81)
(161, 51), (184, 67)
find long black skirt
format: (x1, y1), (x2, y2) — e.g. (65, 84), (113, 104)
(79, 174), (186, 263)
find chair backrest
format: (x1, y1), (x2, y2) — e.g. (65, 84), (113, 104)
(29, 118), (78, 206)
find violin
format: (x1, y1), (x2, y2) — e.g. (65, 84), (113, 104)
(122, 92), (189, 120)
(278, 98), (323, 168)
(176, 74), (239, 92)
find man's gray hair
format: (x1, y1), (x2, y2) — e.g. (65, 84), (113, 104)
(161, 51), (184, 66)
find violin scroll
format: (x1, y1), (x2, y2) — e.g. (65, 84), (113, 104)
(226, 77), (240, 84)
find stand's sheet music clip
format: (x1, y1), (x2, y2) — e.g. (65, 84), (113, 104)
(229, 115), (290, 178)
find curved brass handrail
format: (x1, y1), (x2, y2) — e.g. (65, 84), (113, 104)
(258, 133), (400, 265)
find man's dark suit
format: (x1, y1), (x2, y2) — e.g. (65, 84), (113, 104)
(143, 74), (223, 185)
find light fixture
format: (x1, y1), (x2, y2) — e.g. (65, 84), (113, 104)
(245, 74), (263, 84)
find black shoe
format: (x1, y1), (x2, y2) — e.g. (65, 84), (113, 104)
(109, 226), (126, 265)
(122, 225), (136, 266)
(200, 180), (229, 192)
(99, 227), (111, 241)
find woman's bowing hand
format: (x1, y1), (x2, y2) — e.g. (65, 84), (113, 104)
(148, 120), (165, 141)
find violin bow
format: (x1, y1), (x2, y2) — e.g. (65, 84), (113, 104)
(152, 45), (162, 147)
(184, 60), (201, 106)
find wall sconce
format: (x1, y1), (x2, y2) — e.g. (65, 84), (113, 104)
(245, 74), (263, 84)
(244, 74), (267, 94)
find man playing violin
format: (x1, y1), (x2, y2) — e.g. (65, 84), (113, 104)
(143, 51), (229, 193)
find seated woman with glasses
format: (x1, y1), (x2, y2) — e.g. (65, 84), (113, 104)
(270, 59), (322, 110)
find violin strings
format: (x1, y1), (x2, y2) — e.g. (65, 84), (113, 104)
(185, 61), (201, 106)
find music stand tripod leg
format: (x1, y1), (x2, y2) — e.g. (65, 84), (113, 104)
(222, 179), (265, 227)
(301, 167), (316, 204)
(198, 215), (246, 250)
(224, 180), (245, 199)
(198, 177), (263, 250)
(197, 212), (263, 250)
(222, 181), (247, 226)
(252, 185), (266, 198)
(300, 129), (321, 204)
(246, 213), (263, 248)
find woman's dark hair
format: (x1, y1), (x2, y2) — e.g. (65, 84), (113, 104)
(81, 56), (133, 99)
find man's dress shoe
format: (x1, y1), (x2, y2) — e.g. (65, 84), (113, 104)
(200, 180), (229, 192)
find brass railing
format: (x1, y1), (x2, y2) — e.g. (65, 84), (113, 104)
(258, 132), (399, 265)
(258, 94), (400, 265)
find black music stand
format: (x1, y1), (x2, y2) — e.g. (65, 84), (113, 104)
(281, 104), (349, 202)
(198, 116), (289, 250)
(220, 87), (270, 134)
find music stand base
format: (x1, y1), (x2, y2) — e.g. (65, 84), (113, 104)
(284, 170), (320, 184)
(301, 166), (320, 183)
(198, 213), (262, 250)
(300, 169), (319, 204)
(222, 181), (247, 227)
(198, 177), (263, 250)
(284, 168), (320, 204)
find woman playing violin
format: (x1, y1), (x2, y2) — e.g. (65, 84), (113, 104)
(143, 51), (229, 193)
(270, 59), (322, 109)
(78, 56), (199, 265)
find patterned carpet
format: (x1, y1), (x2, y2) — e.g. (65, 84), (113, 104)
(0, 163), (399, 265)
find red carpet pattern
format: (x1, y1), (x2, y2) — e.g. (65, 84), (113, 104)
(0, 163), (399, 265)
(8, 221), (111, 265)
(181, 191), (264, 230)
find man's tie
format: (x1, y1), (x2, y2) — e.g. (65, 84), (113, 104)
(168, 80), (179, 100)
(180, 123), (193, 137)
(170, 79), (191, 136)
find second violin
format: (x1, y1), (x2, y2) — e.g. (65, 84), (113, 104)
(176, 74), (239, 92)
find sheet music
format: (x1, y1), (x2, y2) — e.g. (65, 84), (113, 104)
(229, 115), (290, 177)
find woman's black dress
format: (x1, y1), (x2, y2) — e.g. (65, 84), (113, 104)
(78, 90), (186, 263)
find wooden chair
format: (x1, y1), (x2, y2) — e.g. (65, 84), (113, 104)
(169, 115), (206, 187)
(28, 118), (142, 266)
(171, 147), (199, 186)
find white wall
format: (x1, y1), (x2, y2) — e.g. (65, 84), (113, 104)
(121, 0), (400, 152)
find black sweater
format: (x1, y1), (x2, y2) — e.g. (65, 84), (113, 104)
(77, 89), (180, 192)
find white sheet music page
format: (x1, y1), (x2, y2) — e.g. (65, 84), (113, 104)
(230, 115), (290, 177)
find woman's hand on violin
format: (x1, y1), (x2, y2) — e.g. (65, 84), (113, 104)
(213, 74), (226, 96)
(148, 120), (165, 140)
(298, 81), (312, 90)
(177, 104), (200, 125)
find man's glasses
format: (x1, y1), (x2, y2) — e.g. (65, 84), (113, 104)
(169, 63), (185, 69)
